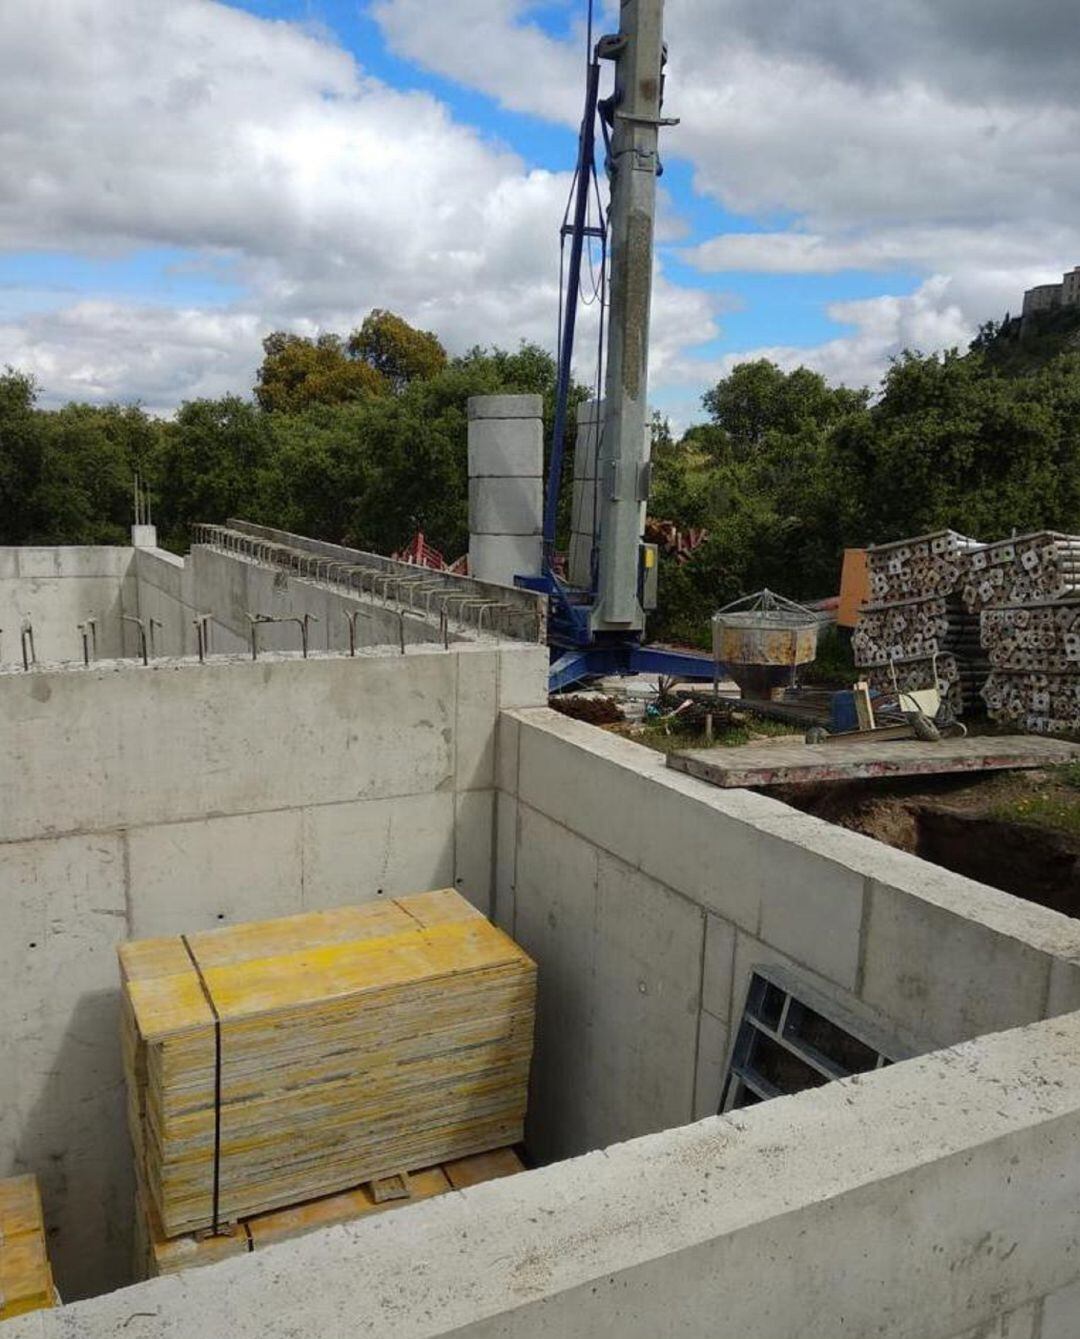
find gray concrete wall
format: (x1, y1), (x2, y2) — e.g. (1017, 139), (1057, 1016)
(0, 547), (137, 664)
(134, 545), (450, 659)
(0, 643), (549, 1301)
(497, 708), (1080, 1163)
(8, 1009), (1080, 1339)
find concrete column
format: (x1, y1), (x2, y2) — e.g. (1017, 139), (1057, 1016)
(468, 395), (543, 587)
(568, 399), (602, 589)
(131, 524), (158, 548)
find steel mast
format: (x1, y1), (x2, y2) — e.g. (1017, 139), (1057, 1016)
(593, 0), (672, 632)
(523, 0), (714, 690)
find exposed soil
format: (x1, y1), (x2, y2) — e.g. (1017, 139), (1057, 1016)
(549, 694), (625, 726)
(775, 769), (1080, 916)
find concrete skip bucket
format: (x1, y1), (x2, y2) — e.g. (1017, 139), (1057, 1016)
(712, 589), (820, 700)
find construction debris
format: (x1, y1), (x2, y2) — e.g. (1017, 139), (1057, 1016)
(0, 1176), (56, 1320)
(120, 890), (536, 1238)
(136, 1147), (525, 1278)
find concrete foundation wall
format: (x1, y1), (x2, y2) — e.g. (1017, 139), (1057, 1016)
(10, 1009), (1080, 1339)
(134, 546), (446, 659)
(497, 708), (1080, 1163)
(0, 643), (549, 1301)
(0, 548), (137, 664)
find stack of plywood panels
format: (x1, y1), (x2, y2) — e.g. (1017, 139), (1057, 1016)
(137, 1147), (525, 1278)
(0, 1176), (56, 1320)
(120, 890), (535, 1239)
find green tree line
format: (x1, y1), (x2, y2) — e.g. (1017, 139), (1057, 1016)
(4, 306), (1080, 647)
(0, 311), (576, 558)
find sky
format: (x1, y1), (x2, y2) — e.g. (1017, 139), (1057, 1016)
(1, 0), (1078, 427)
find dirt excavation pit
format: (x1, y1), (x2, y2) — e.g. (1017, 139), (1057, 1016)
(775, 767), (1080, 918)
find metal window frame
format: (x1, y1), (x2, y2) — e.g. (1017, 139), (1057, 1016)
(720, 964), (917, 1114)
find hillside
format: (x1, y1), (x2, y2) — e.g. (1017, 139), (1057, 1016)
(973, 305), (1080, 376)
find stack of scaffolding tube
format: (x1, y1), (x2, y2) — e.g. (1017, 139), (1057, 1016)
(855, 532), (986, 714)
(962, 532), (1080, 611)
(970, 534), (1080, 732)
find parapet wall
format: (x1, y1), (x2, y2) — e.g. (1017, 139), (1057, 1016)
(0, 643), (548, 1300)
(8, 1010), (1080, 1339)
(134, 544), (449, 658)
(497, 708), (1080, 1160)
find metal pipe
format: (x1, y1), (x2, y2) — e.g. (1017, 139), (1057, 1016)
(345, 607), (374, 656)
(123, 616), (149, 666)
(193, 614), (211, 662)
(20, 623), (35, 671)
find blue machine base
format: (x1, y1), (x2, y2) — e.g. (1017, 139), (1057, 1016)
(549, 643), (717, 693)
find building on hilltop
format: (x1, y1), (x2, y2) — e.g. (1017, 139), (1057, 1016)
(1022, 264), (1080, 320)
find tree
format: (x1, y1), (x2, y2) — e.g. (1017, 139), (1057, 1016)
(701, 360), (866, 461)
(0, 370), (45, 544)
(254, 332), (386, 413)
(31, 403), (160, 545)
(348, 310), (447, 391)
(155, 397), (273, 546)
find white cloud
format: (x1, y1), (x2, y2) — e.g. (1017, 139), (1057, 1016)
(370, 0), (1080, 391)
(0, 0), (717, 409)
(1, 303), (263, 416)
(664, 276), (974, 395)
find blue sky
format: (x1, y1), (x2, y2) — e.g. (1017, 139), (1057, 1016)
(1, 0), (1074, 415)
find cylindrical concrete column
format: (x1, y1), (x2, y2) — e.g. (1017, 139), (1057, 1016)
(568, 399), (602, 589)
(468, 395), (543, 586)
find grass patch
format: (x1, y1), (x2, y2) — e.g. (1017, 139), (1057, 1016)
(634, 713), (799, 754)
(989, 783), (1080, 837)
(1052, 761), (1080, 791)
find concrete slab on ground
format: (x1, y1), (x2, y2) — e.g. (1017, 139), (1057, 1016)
(667, 734), (1080, 788)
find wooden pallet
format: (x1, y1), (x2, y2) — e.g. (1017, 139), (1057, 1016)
(0, 1176), (56, 1320)
(120, 890), (536, 1239)
(137, 1147), (526, 1277)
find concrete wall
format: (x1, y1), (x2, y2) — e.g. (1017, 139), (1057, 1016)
(0, 643), (549, 1301)
(0, 548), (137, 664)
(9, 1009), (1080, 1339)
(497, 708), (1080, 1163)
(134, 546), (448, 659)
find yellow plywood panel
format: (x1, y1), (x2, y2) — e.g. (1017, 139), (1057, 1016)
(0, 1176), (43, 1242)
(839, 548), (871, 629)
(0, 1176), (55, 1321)
(121, 890), (536, 1238)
